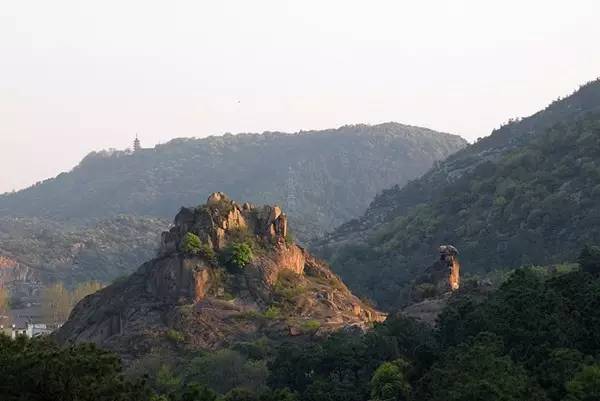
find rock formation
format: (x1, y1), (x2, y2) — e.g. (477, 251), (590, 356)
(160, 192), (289, 255)
(56, 193), (384, 362)
(410, 245), (461, 303)
(439, 245), (460, 291)
(0, 255), (41, 300)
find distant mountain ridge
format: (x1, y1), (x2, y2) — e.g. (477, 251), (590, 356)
(316, 79), (600, 309)
(0, 122), (465, 287)
(338, 80), (600, 231)
(0, 122), (466, 241)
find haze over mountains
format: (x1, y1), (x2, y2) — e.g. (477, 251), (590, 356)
(5, 79), (600, 401)
(316, 78), (600, 308)
(4, 0), (600, 399)
(0, 216), (165, 287)
(4, 78), (600, 308)
(0, 122), (465, 286)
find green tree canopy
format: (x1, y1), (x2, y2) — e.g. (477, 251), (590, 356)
(223, 242), (254, 270)
(370, 359), (411, 401)
(418, 333), (541, 401)
(0, 335), (150, 401)
(181, 232), (202, 254)
(577, 245), (600, 274)
(565, 364), (600, 401)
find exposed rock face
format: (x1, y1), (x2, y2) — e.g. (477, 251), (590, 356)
(401, 294), (451, 326)
(56, 194), (384, 361)
(0, 255), (18, 270)
(160, 193), (290, 255)
(0, 255), (41, 299)
(402, 278), (494, 326)
(449, 259), (460, 291)
(439, 245), (460, 291)
(409, 247), (461, 304)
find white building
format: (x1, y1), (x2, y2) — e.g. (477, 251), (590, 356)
(26, 323), (52, 337)
(1, 323), (56, 338)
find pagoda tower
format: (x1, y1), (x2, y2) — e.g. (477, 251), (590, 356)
(133, 135), (141, 152)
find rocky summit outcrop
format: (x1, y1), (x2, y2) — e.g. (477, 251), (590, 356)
(55, 193), (384, 361)
(160, 192), (289, 255)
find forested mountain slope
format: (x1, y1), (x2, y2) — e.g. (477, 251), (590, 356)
(0, 123), (465, 241)
(0, 216), (165, 288)
(316, 79), (600, 308)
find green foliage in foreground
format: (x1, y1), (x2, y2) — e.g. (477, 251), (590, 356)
(370, 359), (411, 401)
(418, 333), (540, 401)
(577, 244), (600, 274)
(0, 335), (151, 401)
(7, 248), (600, 401)
(565, 364), (600, 401)
(265, 254), (600, 401)
(0, 335), (291, 401)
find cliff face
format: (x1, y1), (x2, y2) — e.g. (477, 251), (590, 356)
(0, 255), (41, 301)
(160, 192), (290, 255)
(55, 194), (384, 361)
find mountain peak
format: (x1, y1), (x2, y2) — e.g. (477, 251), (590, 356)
(56, 194), (384, 361)
(160, 192), (289, 256)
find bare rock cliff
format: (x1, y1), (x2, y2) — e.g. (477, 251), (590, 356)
(55, 193), (384, 361)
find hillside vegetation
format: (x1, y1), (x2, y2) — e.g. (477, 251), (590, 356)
(6, 255), (600, 401)
(0, 123), (465, 242)
(317, 79), (600, 308)
(0, 216), (165, 286)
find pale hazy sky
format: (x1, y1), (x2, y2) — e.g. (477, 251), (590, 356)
(1, 0), (600, 194)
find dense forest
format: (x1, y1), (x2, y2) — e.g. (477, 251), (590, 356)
(317, 79), (600, 308)
(3, 246), (600, 401)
